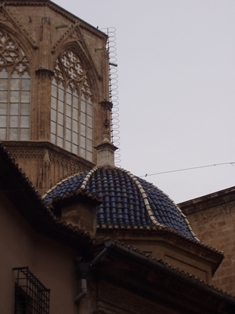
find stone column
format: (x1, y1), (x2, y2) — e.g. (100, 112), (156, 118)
(35, 68), (53, 140)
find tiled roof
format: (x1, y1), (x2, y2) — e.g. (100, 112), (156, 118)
(44, 171), (88, 203)
(44, 166), (196, 240)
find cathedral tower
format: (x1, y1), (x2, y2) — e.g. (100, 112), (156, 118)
(0, 0), (110, 194)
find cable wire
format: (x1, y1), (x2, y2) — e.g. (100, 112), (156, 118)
(140, 162), (235, 178)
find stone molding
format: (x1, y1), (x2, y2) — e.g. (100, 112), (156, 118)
(179, 186), (235, 215)
(2, 140), (94, 167)
(96, 228), (223, 272)
(3, 1), (107, 40)
(51, 26), (102, 88)
(1, 141), (94, 194)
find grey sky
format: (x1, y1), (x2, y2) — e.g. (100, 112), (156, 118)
(55, 0), (235, 203)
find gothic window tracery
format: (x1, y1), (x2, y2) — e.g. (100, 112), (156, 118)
(51, 49), (93, 162)
(0, 30), (30, 141)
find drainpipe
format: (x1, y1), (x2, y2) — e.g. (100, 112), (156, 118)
(74, 278), (87, 304)
(74, 247), (108, 304)
(74, 261), (89, 304)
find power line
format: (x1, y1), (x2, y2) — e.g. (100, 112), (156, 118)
(140, 162), (235, 178)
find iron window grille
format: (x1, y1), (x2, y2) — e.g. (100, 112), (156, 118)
(13, 267), (50, 314)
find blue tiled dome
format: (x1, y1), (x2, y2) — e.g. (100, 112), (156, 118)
(43, 166), (195, 240)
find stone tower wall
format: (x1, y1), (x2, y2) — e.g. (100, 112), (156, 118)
(179, 188), (235, 296)
(0, 0), (110, 193)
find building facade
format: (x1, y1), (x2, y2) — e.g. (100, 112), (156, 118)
(1, 144), (235, 313)
(0, 0), (235, 313)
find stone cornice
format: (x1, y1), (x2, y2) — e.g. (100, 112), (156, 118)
(79, 24), (107, 40)
(3, 1), (107, 40)
(178, 186), (235, 215)
(1, 140), (94, 169)
(96, 228), (224, 273)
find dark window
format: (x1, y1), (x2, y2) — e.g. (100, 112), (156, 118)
(13, 267), (50, 314)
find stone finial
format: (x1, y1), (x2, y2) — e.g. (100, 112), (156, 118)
(96, 100), (117, 167)
(95, 135), (118, 167)
(100, 100), (113, 133)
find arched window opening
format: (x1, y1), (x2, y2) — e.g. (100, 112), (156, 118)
(51, 49), (93, 162)
(0, 30), (30, 141)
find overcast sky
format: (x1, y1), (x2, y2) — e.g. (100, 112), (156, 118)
(55, 0), (235, 203)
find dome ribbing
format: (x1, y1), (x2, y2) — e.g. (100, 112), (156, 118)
(43, 166), (196, 240)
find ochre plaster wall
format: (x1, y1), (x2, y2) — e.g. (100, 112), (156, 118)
(182, 200), (235, 295)
(0, 190), (80, 314)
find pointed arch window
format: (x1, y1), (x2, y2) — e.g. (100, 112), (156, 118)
(0, 30), (31, 141)
(51, 49), (93, 162)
